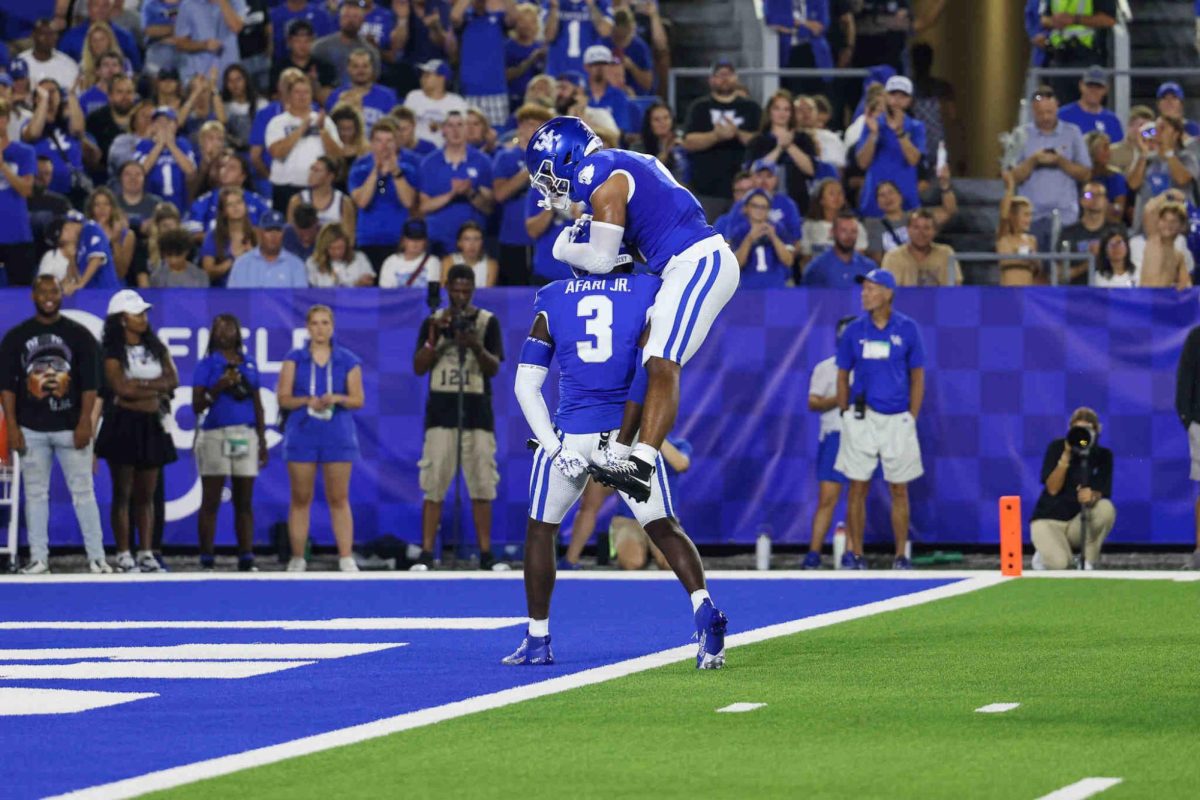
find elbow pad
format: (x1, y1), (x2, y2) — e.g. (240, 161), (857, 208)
(552, 219), (626, 275)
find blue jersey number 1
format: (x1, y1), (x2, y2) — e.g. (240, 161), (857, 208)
(576, 295), (613, 363)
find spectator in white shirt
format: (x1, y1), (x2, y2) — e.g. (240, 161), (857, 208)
(306, 222), (376, 287)
(1091, 230), (1137, 288)
(265, 73), (343, 212)
(19, 20), (81, 91)
(403, 59), (467, 147)
(795, 93), (846, 169)
(379, 219), (436, 288)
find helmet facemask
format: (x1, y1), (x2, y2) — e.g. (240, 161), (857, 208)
(531, 159), (572, 211)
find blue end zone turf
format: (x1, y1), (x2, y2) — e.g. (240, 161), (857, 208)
(0, 577), (960, 798)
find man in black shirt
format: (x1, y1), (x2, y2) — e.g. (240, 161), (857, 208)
(85, 74), (137, 168)
(1058, 181), (1123, 284)
(682, 58), (762, 221)
(412, 264), (504, 570)
(270, 20), (338, 105)
(0, 276), (108, 574)
(1029, 407), (1115, 570)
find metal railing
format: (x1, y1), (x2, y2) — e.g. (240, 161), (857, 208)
(1021, 67), (1200, 130)
(667, 67), (872, 117)
(954, 251), (1096, 287)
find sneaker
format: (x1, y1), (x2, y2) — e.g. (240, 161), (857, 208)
(153, 553), (169, 572)
(88, 559), (112, 574)
(587, 455), (653, 503)
(286, 557), (307, 572)
(20, 560), (50, 575)
(694, 599), (728, 670)
(409, 550), (434, 571)
(839, 551), (858, 570)
(557, 557), (582, 571)
(854, 554), (869, 570)
(479, 550), (496, 571)
(115, 552), (137, 573)
(1031, 551), (1046, 571)
(137, 552), (164, 573)
(338, 557), (359, 573)
(501, 632), (554, 665)
(237, 555), (258, 572)
(200, 554), (216, 572)
(801, 551), (822, 570)
(892, 555), (912, 570)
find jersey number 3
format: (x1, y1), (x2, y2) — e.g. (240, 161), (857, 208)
(576, 295), (613, 364)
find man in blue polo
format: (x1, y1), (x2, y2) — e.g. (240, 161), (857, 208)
(326, 47), (397, 134)
(803, 211), (874, 287)
(227, 211), (308, 287)
(417, 110), (494, 255)
(1058, 66), (1123, 142)
(583, 44), (634, 134)
(834, 268), (925, 570)
(855, 75), (926, 218)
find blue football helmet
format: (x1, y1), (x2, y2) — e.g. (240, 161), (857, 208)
(526, 116), (602, 212)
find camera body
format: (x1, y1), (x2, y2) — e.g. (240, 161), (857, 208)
(1067, 424), (1094, 457)
(223, 365), (252, 402)
(442, 307), (479, 339)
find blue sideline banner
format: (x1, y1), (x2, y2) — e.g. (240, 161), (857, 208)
(0, 287), (1195, 549)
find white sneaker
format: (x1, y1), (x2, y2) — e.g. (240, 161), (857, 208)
(490, 561), (513, 572)
(338, 557), (359, 573)
(115, 552), (137, 573)
(137, 552), (164, 573)
(20, 560), (50, 575)
(89, 559), (113, 574)
(286, 557), (307, 572)
(1083, 560), (1095, 571)
(1031, 551), (1045, 571)
(408, 562), (429, 572)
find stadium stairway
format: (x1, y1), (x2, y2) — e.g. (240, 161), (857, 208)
(659, 0), (762, 114)
(937, 178), (1005, 285)
(1128, 0), (1198, 114)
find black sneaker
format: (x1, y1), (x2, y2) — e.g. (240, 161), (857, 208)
(409, 550), (435, 571)
(238, 555), (258, 572)
(480, 551), (496, 571)
(588, 455), (654, 503)
(199, 554), (216, 572)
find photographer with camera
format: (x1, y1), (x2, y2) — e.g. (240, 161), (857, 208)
(192, 314), (267, 572)
(412, 264), (504, 570)
(1029, 407), (1115, 571)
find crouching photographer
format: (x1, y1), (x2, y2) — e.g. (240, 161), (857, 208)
(1030, 407), (1116, 570)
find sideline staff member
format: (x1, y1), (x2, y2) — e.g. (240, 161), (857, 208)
(835, 268), (925, 570)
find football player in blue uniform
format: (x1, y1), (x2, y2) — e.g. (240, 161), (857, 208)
(505, 262), (728, 670)
(524, 116), (740, 503)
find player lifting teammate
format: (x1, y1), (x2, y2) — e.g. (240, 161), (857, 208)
(524, 116), (740, 503)
(504, 264), (728, 670)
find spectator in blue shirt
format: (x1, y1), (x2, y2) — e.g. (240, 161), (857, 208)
(192, 313), (266, 572)
(20, 79), (88, 201)
(505, 3), (546, 114)
(1058, 66), (1123, 143)
(856, 75), (926, 218)
(135, 107), (198, 214)
(544, 0), (613, 76)
(765, 0), (831, 98)
(492, 103), (552, 285)
(834, 268), (926, 571)
(418, 111), (495, 254)
(59, 0), (143, 71)
(0, 99), (37, 286)
(348, 117), (418, 270)
(142, 0), (185, 76)
(271, 0), (336, 64)
(729, 188), (796, 289)
(404, 0), (455, 64)
(326, 47), (398, 134)
(78, 52), (124, 117)
(607, 8), (654, 95)
(175, 0), (248, 85)
(582, 44), (634, 134)
(1156, 82), (1200, 139)
(453, 0), (515, 127)
(803, 211), (874, 287)
(188, 152), (271, 232)
(59, 210), (121, 292)
(227, 210), (309, 287)
(361, 0), (402, 65)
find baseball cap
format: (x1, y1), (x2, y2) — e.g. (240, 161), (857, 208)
(340, 0), (369, 8)
(8, 59), (28, 80)
(558, 70), (586, 90)
(1082, 66), (1108, 86)
(259, 210), (286, 230)
(107, 289), (152, 317)
(855, 268), (898, 291)
(711, 57), (735, 74)
(885, 75), (913, 96)
(152, 106), (177, 121)
(866, 64), (896, 89)
(583, 45), (616, 66)
(419, 59), (452, 79)
(743, 188), (771, 205)
(1158, 81), (1184, 100)
(0, 73), (11, 88)
(63, 210), (86, 224)
(156, 67), (180, 81)
(403, 219), (428, 239)
(750, 158), (776, 174)
(287, 18), (315, 37)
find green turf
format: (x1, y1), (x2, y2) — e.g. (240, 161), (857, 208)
(155, 579), (1200, 799)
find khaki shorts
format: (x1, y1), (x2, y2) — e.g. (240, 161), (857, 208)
(195, 425), (260, 478)
(834, 408), (924, 484)
(419, 427), (499, 502)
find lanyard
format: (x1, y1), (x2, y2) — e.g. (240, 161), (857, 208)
(309, 353), (333, 399)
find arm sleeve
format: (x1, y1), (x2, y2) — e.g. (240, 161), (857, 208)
(552, 219), (625, 274)
(514, 364), (561, 453)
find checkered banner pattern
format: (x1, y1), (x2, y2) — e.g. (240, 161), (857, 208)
(0, 287), (1194, 550)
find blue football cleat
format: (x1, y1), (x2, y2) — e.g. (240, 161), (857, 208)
(501, 632), (554, 666)
(556, 557), (582, 571)
(893, 555), (912, 570)
(840, 551), (858, 570)
(694, 599), (728, 670)
(802, 551), (822, 570)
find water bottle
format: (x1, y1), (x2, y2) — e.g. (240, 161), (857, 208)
(755, 525), (772, 571)
(833, 521), (847, 569)
(936, 141), (948, 172)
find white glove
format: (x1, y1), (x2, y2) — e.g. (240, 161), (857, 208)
(568, 214), (594, 243)
(551, 447), (589, 479)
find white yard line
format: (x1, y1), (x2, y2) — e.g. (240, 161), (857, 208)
(1035, 777), (1124, 800)
(47, 574), (1006, 800)
(716, 703), (766, 713)
(974, 702), (1020, 713)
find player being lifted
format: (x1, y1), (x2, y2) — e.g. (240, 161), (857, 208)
(524, 116), (740, 503)
(505, 264), (728, 670)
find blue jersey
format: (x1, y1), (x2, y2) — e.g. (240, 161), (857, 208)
(836, 311), (925, 415)
(568, 149), (715, 273)
(135, 136), (196, 213)
(534, 272), (659, 434)
(543, 0), (612, 76)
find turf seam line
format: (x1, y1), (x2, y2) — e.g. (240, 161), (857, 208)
(974, 702), (1020, 714)
(46, 575), (1006, 800)
(1034, 777), (1123, 800)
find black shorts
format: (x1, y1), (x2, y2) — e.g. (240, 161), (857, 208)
(96, 406), (178, 468)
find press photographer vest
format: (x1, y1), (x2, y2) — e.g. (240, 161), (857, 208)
(1046, 0), (1096, 50)
(424, 307), (497, 432)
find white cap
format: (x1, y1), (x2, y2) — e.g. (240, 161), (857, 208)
(583, 45), (616, 66)
(884, 75), (913, 96)
(107, 289), (152, 317)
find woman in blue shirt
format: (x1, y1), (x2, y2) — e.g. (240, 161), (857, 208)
(729, 188), (796, 288)
(276, 305), (365, 573)
(192, 314), (267, 572)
